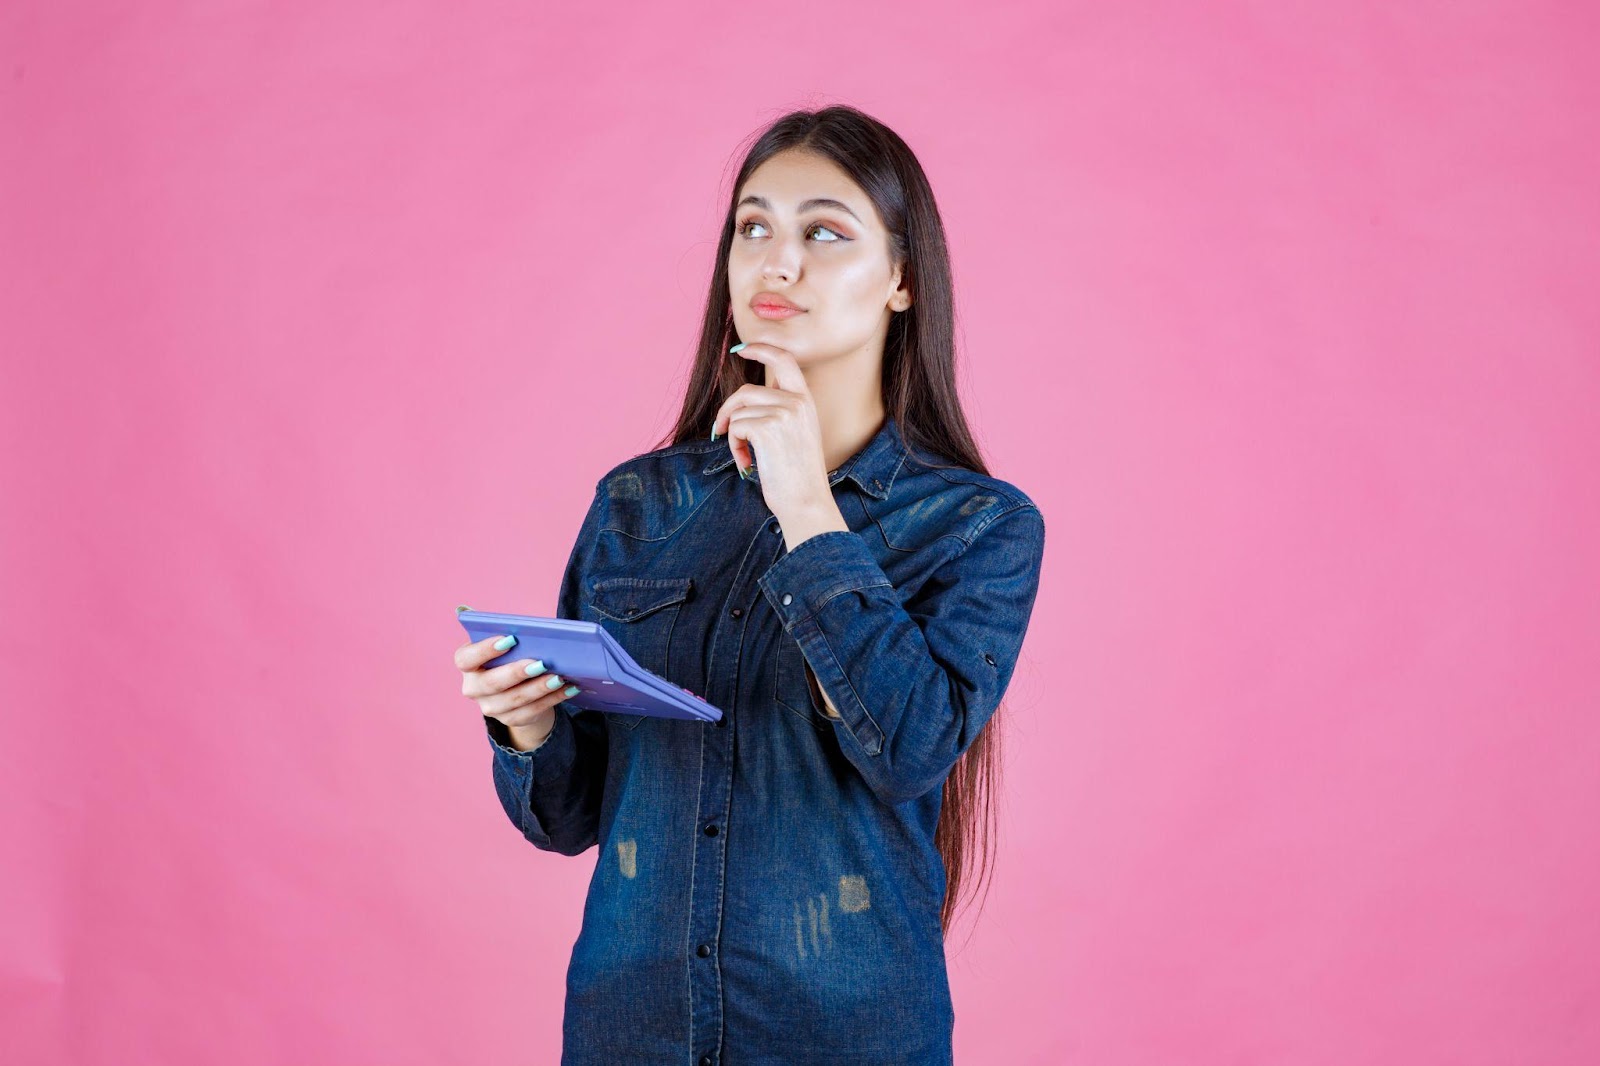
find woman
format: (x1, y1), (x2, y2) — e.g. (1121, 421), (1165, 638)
(455, 105), (1046, 1066)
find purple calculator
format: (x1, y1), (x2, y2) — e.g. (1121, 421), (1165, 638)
(457, 606), (722, 723)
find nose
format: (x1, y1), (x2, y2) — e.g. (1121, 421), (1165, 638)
(760, 234), (801, 284)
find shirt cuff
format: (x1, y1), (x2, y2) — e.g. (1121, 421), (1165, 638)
(485, 708), (574, 774)
(758, 529), (893, 627)
(757, 529), (893, 755)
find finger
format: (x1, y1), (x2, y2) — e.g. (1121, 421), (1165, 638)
(487, 681), (571, 728)
(711, 382), (783, 440)
(727, 410), (754, 475)
(725, 408), (782, 478)
(487, 655), (559, 695)
(455, 633), (523, 674)
(730, 342), (808, 396)
(484, 670), (575, 718)
(466, 654), (564, 701)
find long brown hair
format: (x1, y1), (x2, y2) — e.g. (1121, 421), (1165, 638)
(652, 105), (1006, 940)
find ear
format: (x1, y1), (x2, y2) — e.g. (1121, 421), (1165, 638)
(889, 262), (914, 313)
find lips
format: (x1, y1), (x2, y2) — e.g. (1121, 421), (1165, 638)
(751, 292), (803, 312)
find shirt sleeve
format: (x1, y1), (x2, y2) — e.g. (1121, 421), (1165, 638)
(757, 502), (1046, 805)
(485, 479), (610, 856)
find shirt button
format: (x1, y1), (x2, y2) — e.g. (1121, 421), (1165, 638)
(700, 1057), (714, 1066)
(696, 943), (712, 958)
(781, 593), (792, 605)
(703, 823), (719, 836)
(730, 607), (742, 617)
(773, 524), (781, 535)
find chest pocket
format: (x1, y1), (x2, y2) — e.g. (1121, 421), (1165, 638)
(583, 574), (695, 730)
(775, 634), (834, 731)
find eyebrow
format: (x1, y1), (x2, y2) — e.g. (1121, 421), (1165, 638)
(737, 195), (862, 224)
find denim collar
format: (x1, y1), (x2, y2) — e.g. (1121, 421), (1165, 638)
(699, 413), (908, 501)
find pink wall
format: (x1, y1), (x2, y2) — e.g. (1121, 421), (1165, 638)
(3, 2), (1596, 1063)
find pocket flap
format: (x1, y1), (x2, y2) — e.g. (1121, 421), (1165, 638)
(587, 575), (694, 622)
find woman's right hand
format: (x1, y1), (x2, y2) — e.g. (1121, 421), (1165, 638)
(455, 634), (579, 749)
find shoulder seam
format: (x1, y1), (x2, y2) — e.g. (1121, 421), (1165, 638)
(601, 439), (721, 485)
(922, 463), (1037, 512)
(975, 500), (1042, 535)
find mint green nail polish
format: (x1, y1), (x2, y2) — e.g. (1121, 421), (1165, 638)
(711, 427), (718, 441)
(563, 684), (580, 697)
(524, 660), (546, 676)
(729, 342), (747, 353)
(494, 635), (516, 651)
(545, 675), (563, 690)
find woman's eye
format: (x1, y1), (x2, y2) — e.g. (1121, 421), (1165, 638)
(736, 220), (845, 243)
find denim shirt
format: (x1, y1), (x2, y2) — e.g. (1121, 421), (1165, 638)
(485, 414), (1046, 1066)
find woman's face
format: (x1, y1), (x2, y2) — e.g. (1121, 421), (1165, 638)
(728, 148), (911, 365)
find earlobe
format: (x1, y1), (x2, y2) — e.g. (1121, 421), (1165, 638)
(889, 265), (912, 313)
(892, 273), (913, 313)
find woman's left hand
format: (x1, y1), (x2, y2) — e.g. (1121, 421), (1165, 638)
(711, 342), (835, 524)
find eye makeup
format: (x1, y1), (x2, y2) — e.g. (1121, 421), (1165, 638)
(735, 219), (850, 242)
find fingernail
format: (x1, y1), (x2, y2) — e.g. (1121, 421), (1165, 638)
(563, 684), (580, 697)
(711, 427), (718, 441)
(729, 342), (747, 353)
(524, 660), (546, 676)
(545, 675), (564, 689)
(494, 635), (516, 651)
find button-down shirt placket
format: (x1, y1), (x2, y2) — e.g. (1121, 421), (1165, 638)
(689, 512), (788, 1059)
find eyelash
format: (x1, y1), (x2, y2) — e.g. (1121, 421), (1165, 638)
(735, 219), (847, 243)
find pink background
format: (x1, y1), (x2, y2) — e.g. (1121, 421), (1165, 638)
(3, 2), (1597, 1063)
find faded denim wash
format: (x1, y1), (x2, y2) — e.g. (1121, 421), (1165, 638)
(485, 414), (1046, 1066)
